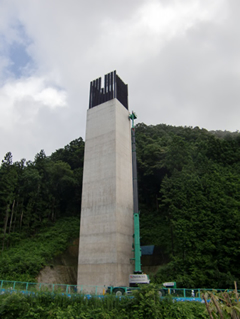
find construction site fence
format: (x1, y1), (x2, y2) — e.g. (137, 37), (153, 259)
(162, 287), (240, 298)
(0, 279), (106, 295)
(0, 279), (239, 297)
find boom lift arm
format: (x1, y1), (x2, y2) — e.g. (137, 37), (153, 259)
(106, 112), (149, 295)
(129, 111), (142, 274)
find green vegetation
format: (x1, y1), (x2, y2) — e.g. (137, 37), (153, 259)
(0, 284), (207, 318)
(1, 124), (240, 290)
(202, 283), (240, 318)
(136, 124), (240, 289)
(0, 138), (83, 281)
(0, 217), (79, 282)
(0, 137), (83, 250)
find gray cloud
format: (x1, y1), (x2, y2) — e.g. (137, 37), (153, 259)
(0, 0), (239, 162)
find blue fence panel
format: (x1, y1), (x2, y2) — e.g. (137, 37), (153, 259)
(0, 279), (239, 302)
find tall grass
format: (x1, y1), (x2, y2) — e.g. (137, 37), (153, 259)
(0, 285), (208, 318)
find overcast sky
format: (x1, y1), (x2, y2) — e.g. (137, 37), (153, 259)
(0, 0), (240, 162)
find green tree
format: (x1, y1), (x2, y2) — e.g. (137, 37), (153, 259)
(0, 152), (18, 250)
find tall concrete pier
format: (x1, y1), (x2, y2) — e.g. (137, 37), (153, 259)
(77, 71), (134, 288)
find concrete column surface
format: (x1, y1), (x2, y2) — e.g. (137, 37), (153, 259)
(77, 99), (134, 288)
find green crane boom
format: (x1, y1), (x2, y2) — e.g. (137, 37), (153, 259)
(129, 111), (142, 274)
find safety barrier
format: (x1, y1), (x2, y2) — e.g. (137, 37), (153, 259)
(162, 288), (236, 298)
(0, 279), (106, 295)
(0, 279), (239, 298)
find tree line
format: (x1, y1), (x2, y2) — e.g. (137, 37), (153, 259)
(0, 138), (84, 251)
(1, 124), (240, 288)
(136, 123), (240, 288)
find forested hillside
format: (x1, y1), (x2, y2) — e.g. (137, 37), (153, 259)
(1, 124), (240, 289)
(0, 138), (84, 281)
(136, 124), (240, 288)
(0, 138), (84, 246)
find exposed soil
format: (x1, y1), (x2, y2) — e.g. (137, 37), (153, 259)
(36, 238), (79, 285)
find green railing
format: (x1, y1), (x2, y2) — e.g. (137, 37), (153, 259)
(162, 287), (240, 298)
(0, 279), (239, 297)
(0, 279), (106, 295)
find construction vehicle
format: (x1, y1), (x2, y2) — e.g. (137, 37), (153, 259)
(106, 281), (177, 296)
(128, 111), (150, 286)
(106, 112), (177, 296)
(106, 112), (150, 296)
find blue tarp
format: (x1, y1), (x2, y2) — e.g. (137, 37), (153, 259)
(141, 245), (154, 255)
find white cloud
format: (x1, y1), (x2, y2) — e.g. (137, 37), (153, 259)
(35, 87), (66, 107)
(88, 0), (228, 65)
(0, 77), (67, 129)
(138, 0), (228, 35)
(0, 0), (239, 162)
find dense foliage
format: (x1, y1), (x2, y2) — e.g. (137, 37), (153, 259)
(202, 284), (240, 318)
(0, 138), (84, 251)
(1, 123), (240, 289)
(0, 217), (79, 282)
(0, 285), (207, 319)
(0, 138), (83, 282)
(136, 124), (240, 289)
